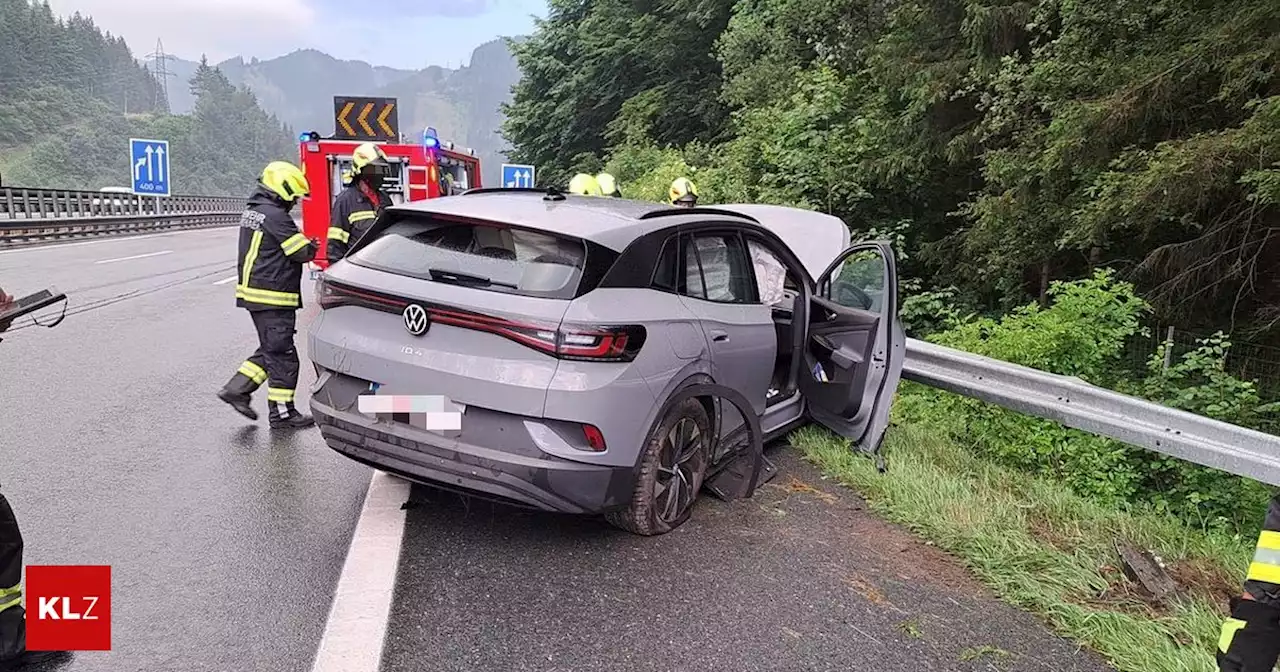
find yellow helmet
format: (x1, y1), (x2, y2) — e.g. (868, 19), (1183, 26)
(568, 173), (601, 196)
(351, 142), (390, 174)
(260, 161), (310, 202)
(669, 177), (698, 206)
(595, 172), (620, 197)
(340, 168), (353, 185)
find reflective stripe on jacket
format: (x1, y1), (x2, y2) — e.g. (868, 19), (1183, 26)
(235, 187), (316, 311)
(327, 182), (387, 262)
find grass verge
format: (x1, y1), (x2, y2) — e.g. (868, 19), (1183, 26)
(790, 420), (1253, 672)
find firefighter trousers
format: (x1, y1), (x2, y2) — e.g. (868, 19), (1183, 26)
(0, 491), (26, 660)
(224, 309), (301, 406)
(1217, 493), (1280, 671)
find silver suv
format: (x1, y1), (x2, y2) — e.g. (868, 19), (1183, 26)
(307, 189), (904, 535)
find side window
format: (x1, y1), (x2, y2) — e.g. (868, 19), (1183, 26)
(746, 239), (788, 306)
(821, 249), (885, 311)
(652, 236), (680, 292)
(683, 233), (757, 304)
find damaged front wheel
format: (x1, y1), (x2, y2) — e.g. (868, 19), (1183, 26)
(606, 398), (710, 536)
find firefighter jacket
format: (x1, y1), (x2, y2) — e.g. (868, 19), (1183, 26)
(328, 182), (388, 262)
(235, 187), (317, 311)
(1217, 492), (1280, 671)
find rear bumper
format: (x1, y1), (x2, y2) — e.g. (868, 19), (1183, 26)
(311, 398), (636, 515)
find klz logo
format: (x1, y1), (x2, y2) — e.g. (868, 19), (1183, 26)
(25, 565), (111, 651)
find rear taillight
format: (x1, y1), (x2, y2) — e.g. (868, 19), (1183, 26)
(430, 307), (646, 362)
(318, 277), (408, 311)
(316, 279), (646, 361)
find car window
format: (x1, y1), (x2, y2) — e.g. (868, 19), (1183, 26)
(823, 248), (885, 312)
(684, 234), (756, 304)
(347, 217), (587, 299)
(652, 236), (681, 293)
(746, 239), (787, 306)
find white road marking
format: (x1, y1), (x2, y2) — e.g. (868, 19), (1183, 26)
(94, 250), (172, 264)
(310, 471), (410, 672)
(213, 276), (237, 285)
(0, 225), (236, 256)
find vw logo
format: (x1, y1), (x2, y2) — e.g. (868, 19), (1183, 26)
(403, 304), (430, 336)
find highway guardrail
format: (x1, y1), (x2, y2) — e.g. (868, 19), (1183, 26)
(903, 337), (1280, 487)
(0, 186), (242, 246)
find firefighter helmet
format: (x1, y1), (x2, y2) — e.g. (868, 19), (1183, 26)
(596, 172), (621, 197)
(260, 161), (310, 202)
(568, 173), (601, 196)
(351, 142), (390, 175)
(669, 177), (697, 206)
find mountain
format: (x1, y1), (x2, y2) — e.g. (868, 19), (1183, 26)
(0, 0), (294, 196)
(162, 40), (521, 186)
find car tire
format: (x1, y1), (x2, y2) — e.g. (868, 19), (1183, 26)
(606, 398), (711, 536)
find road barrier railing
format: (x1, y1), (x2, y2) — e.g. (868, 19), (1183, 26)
(903, 337), (1280, 487)
(0, 186), (242, 245)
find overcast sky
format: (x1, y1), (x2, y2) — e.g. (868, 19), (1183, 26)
(45, 0), (546, 69)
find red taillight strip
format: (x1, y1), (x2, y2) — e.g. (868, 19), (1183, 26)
(321, 280), (641, 360)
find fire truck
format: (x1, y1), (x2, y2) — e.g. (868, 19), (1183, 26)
(297, 95), (482, 267)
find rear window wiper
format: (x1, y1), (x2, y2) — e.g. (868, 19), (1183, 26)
(427, 268), (517, 289)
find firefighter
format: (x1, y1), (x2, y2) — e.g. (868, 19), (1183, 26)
(216, 161), (317, 429)
(1217, 494), (1280, 671)
(670, 177), (698, 207)
(328, 142), (391, 262)
(0, 288), (72, 670)
(596, 172), (621, 198)
(568, 173), (601, 196)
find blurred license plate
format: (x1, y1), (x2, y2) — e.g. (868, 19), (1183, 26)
(358, 386), (464, 433)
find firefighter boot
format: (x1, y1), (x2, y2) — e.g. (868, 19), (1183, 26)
(217, 373), (259, 421)
(0, 613), (72, 671)
(269, 402), (313, 429)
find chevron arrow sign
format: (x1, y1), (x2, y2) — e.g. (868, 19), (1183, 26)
(332, 96), (399, 142)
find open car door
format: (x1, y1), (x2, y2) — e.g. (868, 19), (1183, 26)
(798, 242), (905, 456)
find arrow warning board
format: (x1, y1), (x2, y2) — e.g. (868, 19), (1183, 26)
(333, 96), (399, 142)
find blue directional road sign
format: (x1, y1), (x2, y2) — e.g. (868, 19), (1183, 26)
(501, 163), (535, 188)
(130, 138), (171, 196)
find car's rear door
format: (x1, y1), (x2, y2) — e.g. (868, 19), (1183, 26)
(798, 242), (905, 456)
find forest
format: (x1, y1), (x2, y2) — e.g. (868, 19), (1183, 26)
(502, 0), (1280, 340)
(0, 0), (295, 195)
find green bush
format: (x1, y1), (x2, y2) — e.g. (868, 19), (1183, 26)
(898, 270), (1278, 532)
(1119, 334), (1280, 528)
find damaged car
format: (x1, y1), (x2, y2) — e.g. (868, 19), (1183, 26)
(307, 188), (905, 535)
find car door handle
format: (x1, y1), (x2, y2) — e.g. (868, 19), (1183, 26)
(710, 330), (730, 343)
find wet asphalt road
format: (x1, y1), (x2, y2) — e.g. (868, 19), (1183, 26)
(384, 451), (1111, 672)
(0, 229), (370, 671)
(0, 229), (1114, 671)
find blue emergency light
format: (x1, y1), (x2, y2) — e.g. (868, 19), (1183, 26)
(423, 127), (439, 150)
(299, 131), (320, 143)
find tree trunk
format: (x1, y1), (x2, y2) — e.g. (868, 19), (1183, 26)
(1039, 261), (1050, 307)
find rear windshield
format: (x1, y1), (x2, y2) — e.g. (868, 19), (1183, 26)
(346, 217), (588, 299)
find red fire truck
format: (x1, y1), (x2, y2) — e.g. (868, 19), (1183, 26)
(297, 96), (482, 267)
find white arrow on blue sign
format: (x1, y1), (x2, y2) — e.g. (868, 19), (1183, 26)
(130, 138), (171, 197)
(500, 163), (535, 189)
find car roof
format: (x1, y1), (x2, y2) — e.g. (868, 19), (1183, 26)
(388, 189), (852, 278)
(386, 190), (735, 249)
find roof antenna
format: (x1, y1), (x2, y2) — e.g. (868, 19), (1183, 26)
(543, 186), (565, 202)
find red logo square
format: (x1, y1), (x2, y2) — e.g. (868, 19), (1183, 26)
(24, 565), (111, 651)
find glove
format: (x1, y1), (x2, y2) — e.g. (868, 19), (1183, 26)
(1217, 597), (1280, 672)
